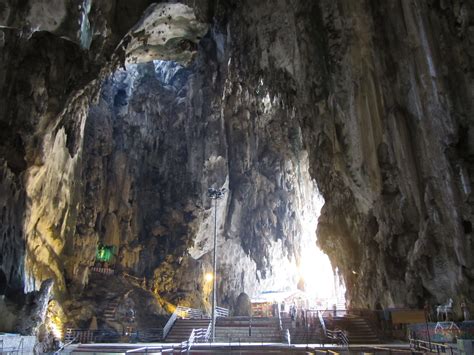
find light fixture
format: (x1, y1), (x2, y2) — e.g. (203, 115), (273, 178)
(208, 186), (226, 342)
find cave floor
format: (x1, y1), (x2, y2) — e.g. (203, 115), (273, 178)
(65, 341), (416, 354)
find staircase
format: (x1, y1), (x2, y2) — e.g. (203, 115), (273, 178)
(331, 314), (380, 344)
(164, 318), (210, 343)
(103, 300), (119, 322)
(214, 317), (281, 343)
(281, 316), (325, 344)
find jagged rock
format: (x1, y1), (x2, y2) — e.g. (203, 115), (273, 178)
(0, 296), (16, 332)
(15, 279), (54, 335)
(234, 293), (252, 317)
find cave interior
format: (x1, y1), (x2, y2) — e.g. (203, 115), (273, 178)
(0, 0), (472, 343)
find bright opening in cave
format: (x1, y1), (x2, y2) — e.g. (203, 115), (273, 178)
(299, 201), (344, 304)
(286, 176), (346, 309)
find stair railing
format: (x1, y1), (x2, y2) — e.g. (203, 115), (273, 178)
(215, 306), (229, 317)
(317, 310), (349, 349)
(410, 337), (454, 354)
(278, 304), (283, 331)
(204, 320), (212, 341)
(317, 310), (327, 335)
(286, 329), (291, 345)
(163, 305), (208, 340)
(126, 345), (174, 353)
(54, 334), (78, 354)
(181, 328), (196, 352)
(181, 327), (209, 352)
(277, 304), (290, 345)
(176, 306), (205, 319)
(163, 310), (179, 339)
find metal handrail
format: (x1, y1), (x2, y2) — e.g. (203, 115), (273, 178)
(277, 305), (283, 331)
(54, 335), (78, 354)
(215, 306), (229, 317)
(63, 327), (163, 343)
(180, 329), (195, 352)
(277, 305), (290, 345)
(204, 321), (212, 341)
(317, 310), (349, 348)
(372, 345), (423, 353)
(126, 345), (174, 353)
(317, 310), (327, 334)
(163, 311), (178, 339)
(163, 305), (204, 339)
(0, 338), (25, 354)
(180, 327), (208, 352)
(176, 306), (204, 319)
(327, 329), (349, 348)
(410, 337), (456, 354)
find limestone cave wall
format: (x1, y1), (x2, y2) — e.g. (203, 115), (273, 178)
(313, 0), (474, 309)
(213, 0), (473, 310)
(0, 0), (473, 332)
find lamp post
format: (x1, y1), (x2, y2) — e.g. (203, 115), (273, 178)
(208, 187), (225, 342)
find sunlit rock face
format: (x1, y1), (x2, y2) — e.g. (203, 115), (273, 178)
(0, 0), (473, 332)
(79, 52), (324, 310)
(123, 3), (208, 64)
(211, 0), (473, 310)
(313, 1), (473, 309)
(0, 0), (211, 321)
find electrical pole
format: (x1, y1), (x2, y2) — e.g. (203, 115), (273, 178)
(208, 187), (225, 342)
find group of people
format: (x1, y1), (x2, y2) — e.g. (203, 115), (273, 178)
(288, 303), (319, 328)
(271, 301), (315, 327)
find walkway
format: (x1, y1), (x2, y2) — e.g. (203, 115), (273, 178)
(65, 341), (415, 354)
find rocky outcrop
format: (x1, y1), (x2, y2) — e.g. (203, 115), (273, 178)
(77, 47), (321, 312)
(313, 0), (474, 309)
(15, 278), (54, 335)
(234, 293), (252, 317)
(206, 0), (472, 311)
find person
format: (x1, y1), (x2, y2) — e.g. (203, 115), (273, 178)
(301, 308), (306, 327)
(290, 305), (296, 329)
(126, 307), (135, 323)
(461, 300), (470, 321)
(290, 304), (295, 321)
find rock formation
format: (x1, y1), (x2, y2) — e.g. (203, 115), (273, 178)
(15, 279), (54, 335)
(234, 293), (252, 317)
(0, 0), (472, 332)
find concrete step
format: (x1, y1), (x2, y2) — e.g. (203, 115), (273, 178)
(329, 315), (381, 344)
(214, 336), (282, 343)
(164, 319), (210, 342)
(216, 328), (281, 335)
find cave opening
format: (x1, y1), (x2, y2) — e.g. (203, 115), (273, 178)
(84, 45), (345, 316)
(0, 1), (361, 337)
(292, 184), (346, 309)
(260, 152), (346, 309)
